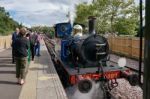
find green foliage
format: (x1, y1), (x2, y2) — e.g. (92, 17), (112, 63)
(113, 18), (138, 35)
(75, 0), (140, 35)
(75, 4), (95, 26)
(0, 7), (19, 35)
(31, 26), (54, 38)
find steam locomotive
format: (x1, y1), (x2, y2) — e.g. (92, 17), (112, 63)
(46, 16), (138, 96)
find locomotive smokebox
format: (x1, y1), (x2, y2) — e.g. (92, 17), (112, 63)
(88, 16), (96, 34)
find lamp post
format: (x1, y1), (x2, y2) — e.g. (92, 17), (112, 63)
(144, 0), (150, 98)
(139, 0), (143, 85)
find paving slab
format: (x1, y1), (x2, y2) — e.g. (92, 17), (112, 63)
(0, 48), (22, 99)
(19, 40), (68, 99)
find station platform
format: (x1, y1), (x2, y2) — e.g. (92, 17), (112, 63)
(0, 40), (67, 99)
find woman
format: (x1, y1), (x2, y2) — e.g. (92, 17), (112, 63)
(26, 33), (31, 64)
(14, 27), (29, 85)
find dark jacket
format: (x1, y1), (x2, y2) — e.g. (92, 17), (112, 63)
(14, 37), (29, 57)
(12, 32), (19, 48)
(30, 34), (37, 46)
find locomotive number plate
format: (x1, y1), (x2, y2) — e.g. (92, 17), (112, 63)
(104, 72), (119, 79)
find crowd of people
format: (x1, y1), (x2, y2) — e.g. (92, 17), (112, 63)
(11, 25), (81, 85)
(11, 27), (42, 85)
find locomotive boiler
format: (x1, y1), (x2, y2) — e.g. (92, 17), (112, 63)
(68, 34), (109, 67)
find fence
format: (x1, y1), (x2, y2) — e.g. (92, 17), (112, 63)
(0, 36), (11, 50)
(107, 36), (144, 59)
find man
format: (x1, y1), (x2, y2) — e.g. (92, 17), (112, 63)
(30, 31), (37, 60)
(12, 28), (20, 63)
(14, 27), (29, 85)
(35, 33), (42, 56)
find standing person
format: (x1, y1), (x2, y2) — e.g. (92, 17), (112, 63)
(72, 25), (83, 66)
(26, 33), (31, 66)
(12, 28), (20, 63)
(35, 33), (42, 56)
(14, 27), (29, 85)
(34, 32), (38, 55)
(30, 32), (37, 60)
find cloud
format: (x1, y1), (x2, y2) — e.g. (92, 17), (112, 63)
(38, 0), (70, 5)
(0, 0), (92, 27)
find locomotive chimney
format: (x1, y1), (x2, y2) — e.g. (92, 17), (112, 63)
(88, 16), (96, 34)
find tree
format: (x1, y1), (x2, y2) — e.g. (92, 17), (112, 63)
(31, 26), (54, 38)
(75, 3), (95, 26)
(0, 7), (20, 35)
(75, 0), (140, 35)
(113, 17), (138, 35)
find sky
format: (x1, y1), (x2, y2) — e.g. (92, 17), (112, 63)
(0, 0), (145, 27)
(0, 0), (92, 27)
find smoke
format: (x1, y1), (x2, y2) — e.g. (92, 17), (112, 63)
(118, 57), (126, 67)
(70, 11), (75, 26)
(69, 0), (92, 26)
(68, 1), (76, 26)
(66, 81), (104, 99)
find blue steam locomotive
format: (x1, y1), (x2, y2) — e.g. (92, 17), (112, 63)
(47, 16), (138, 95)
